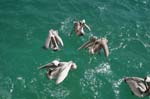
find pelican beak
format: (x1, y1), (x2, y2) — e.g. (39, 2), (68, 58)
(44, 31), (52, 49)
(78, 36), (97, 50)
(54, 32), (64, 47)
(101, 38), (109, 57)
(38, 63), (54, 69)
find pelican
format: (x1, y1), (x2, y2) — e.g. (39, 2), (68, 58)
(78, 36), (109, 57)
(69, 19), (91, 36)
(44, 29), (64, 51)
(38, 60), (61, 70)
(124, 76), (150, 97)
(38, 60), (77, 84)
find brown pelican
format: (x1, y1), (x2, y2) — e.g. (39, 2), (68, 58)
(44, 29), (64, 51)
(69, 19), (91, 36)
(124, 76), (150, 97)
(38, 60), (77, 84)
(38, 60), (61, 70)
(78, 36), (109, 57)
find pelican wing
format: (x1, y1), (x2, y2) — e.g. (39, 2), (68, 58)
(78, 37), (97, 50)
(125, 77), (149, 97)
(56, 63), (72, 84)
(48, 67), (61, 79)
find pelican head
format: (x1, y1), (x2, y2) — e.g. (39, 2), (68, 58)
(101, 38), (108, 43)
(69, 61), (77, 69)
(81, 19), (86, 24)
(52, 60), (60, 66)
(145, 76), (150, 82)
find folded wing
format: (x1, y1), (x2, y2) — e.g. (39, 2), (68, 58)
(78, 36), (97, 50)
(56, 62), (72, 84)
(125, 77), (150, 97)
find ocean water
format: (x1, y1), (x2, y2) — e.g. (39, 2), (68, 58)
(0, 0), (150, 99)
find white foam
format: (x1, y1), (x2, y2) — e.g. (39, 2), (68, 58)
(95, 63), (112, 75)
(136, 24), (140, 28)
(49, 86), (70, 99)
(80, 63), (112, 98)
(30, 78), (37, 83)
(16, 76), (26, 89)
(112, 78), (124, 99)
(17, 77), (23, 80)
(0, 76), (14, 95)
(98, 6), (105, 10)
(105, 31), (112, 37)
(98, 5), (106, 12)
(10, 83), (14, 93)
(60, 17), (73, 34)
(122, 44), (127, 48)
(143, 1), (147, 4)
(88, 56), (97, 64)
(119, 32), (123, 37)
(139, 62), (143, 68)
(127, 38), (150, 48)
(110, 41), (125, 52)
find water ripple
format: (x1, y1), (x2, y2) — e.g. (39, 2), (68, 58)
(42, 84), (70, 99)
(80, 63), (113, 99)
(0, 75), (13, 99)
(112, 78), (124, 99)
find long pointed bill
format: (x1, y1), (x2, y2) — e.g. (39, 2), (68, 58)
(78, 40), (93, 50)
(55, 34), (64, 47)
(45, 36), (51, 49)
(101, 40), (109, 57)
(102, 43), (109, 57)
(53, 37), (59, 48)
(78, 37), (97, 50)
(85, 24), (91, 31)
(38, 63), (54, 69)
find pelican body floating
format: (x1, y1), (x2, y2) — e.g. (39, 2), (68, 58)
(44, 29), (64, 51)
(38, 60), (77, 84)
(78, 36), (109, 57)
(124, 77), (150, 97)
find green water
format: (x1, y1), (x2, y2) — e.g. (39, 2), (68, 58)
(0, 0), (150, 99)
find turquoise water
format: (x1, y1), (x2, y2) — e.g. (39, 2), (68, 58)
(0, 0), (150, 99)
